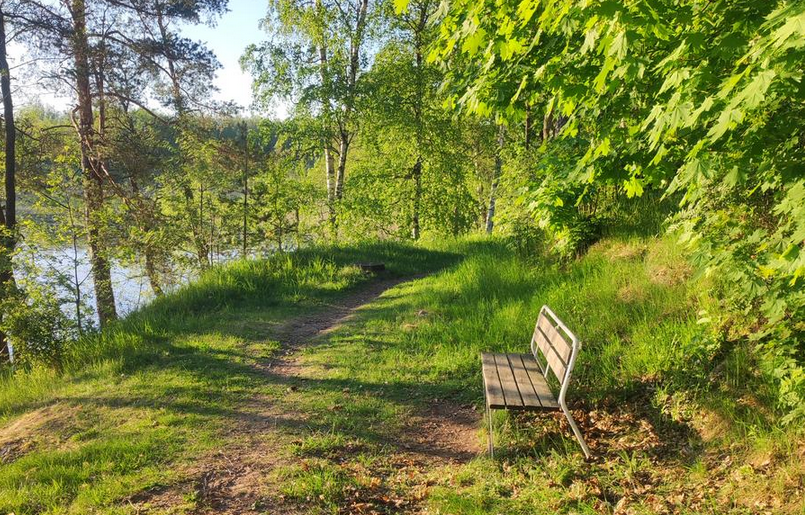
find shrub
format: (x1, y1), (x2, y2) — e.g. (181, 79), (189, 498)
(0, 290), (77, 370)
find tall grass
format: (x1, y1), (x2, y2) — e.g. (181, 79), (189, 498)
(309, 234), (785, 435)
(0, 241), (459, 420)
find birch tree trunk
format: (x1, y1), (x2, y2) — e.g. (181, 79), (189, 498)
(524, 102), (531, 150)
(318, 38), (338, 234)
(410, 2), (427, 240)
(241, 122), (249, 257)
(485, 125), (505, 234)
(335, 130), (349, 202)
(411, 158), (422, 239)
(331, 0), (368, 231)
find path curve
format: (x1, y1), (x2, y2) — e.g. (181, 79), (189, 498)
(135, 275), (480, 514)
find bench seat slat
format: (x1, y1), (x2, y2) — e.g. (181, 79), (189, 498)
(481, 353), (558, 411)
(493, 353), (524, 407)
(537, 315), (573, 364)
(508, 354), (543, 408)
(535, 325), (568, 381)
(481, 353), (506, 408)
(520, 353), (559, 409)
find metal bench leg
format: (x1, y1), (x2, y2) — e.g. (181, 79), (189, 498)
(560, 400), (591, 459)
(486, 402), (494, 457)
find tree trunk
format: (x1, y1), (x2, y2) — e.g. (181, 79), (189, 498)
(294, 207), (300, 249)
(127, 172), (164, 297)
(524, 102), (531, 150)
(72, 0), (117, 327)
(485, 125), (505, 234)
(83, 179), (117, 325)
(241, 123), (249, 258)
(325, 146), (336, 232)
(411, 8), (426, 240)
(317, 31), (338, 236)
(197, 184), (210, 267)
(143, 247), (164, 297)
(328, 0), (368, 234)
(331, 132), (347, 234)
(542, 108), (554, 142)
(335, 131), (348, 202)
(0, 11), (14, 235)
(67, 204), (85, 335)
(485, 178), (498, 234)
(0, 9), (16, 362)
(180, 185), (209, 269)
(411, 158), (422, 239)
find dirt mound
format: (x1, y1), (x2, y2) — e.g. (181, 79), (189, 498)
(0, 403), (80, 464)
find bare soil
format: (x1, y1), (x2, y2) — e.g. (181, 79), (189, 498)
(0, 403), (82, 465)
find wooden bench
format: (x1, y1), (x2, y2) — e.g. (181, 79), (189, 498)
(481, 305), (591, 458)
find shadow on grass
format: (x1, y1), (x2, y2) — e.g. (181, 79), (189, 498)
(62, 330), (478, 460)
(55, 242), (461, 372)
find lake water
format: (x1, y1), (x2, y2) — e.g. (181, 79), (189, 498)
(8, 248), (171, 361)
(24, 247), (196, 322)
(26, 246), (264, 320)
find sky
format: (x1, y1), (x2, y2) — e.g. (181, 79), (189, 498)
(12, 0), (270, 115)
(180, 0), (269, 114)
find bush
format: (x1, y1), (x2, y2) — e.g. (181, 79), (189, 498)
(0, 253), (87, 371)
(499, 215), (545, 260)
(553, 214), (602, 259)
(0, 291), (77, 370)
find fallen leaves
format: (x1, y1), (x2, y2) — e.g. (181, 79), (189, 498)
(497, 383), (805, 514)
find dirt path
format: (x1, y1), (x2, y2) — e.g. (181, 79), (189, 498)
(136, 276), (481, 514)
(269, 274), (481, 460)
(267, 274), (481, 465)
(275, 276), (417, 349)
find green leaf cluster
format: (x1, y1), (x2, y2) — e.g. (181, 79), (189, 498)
(431, 0), (805, 420)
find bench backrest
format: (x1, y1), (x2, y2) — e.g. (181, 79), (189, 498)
(530, 306), (580, 388)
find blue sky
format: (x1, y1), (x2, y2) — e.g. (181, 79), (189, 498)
(181, 0), (268, 112)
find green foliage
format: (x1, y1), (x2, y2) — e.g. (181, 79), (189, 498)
(249, 120), (325, 248)
(496, 140), (602, 259)
(0, 298), (69, 370)
(431, 0), (805, 421)
(0, 258), (83, 370)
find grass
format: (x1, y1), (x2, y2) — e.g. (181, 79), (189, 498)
(0, 241), (458, 514)
(1, 236), (802, 514)
(264, 234), (803, 514)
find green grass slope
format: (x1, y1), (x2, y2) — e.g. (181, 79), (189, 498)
(0, 236), (802, 514)
(0, 242), (458, 514)
(275, 236), (804, 514)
